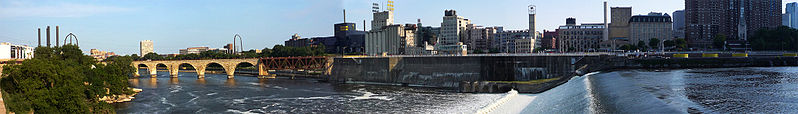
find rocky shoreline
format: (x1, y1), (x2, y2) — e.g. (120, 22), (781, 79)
(99, 88), (142, 103)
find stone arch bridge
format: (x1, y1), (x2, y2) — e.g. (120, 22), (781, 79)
(131, 57), (332, 79)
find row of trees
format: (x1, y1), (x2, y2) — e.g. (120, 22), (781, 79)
(750, 26), (798, 51)
(1, 45), (134, 113)
(130, 45), (327, 60)
(619, 38), (688, 51)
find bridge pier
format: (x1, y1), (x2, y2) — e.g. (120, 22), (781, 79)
(257, 64), (275, 79)
(196, 65), (206, 79)
(169, 64), (179, 78)
(148, 67), (157, 78)
(224, 63), (236, 79)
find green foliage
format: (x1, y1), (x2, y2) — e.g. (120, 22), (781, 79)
(713, 34), (727, 50)
(0, 44), (132, 113)
(637, 41), (647, 51)
(749, 26), (798, 51)
(141, 52), (162, 60)
(137, 45), (327, 61)
(675, 38), (688, 50)
(265, 45), (326, 57)
(619, 44), (636, 51)
(663, 40), (675, 48)
(648, 38), (660, 49)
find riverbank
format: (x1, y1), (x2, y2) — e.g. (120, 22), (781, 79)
(99, 88), (143, 103)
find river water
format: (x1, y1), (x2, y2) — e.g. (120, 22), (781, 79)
(115, 71), (503, 113)
(119, 67), (798, 113)
(523, 67), (798, 114)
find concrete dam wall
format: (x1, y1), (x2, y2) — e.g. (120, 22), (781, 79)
(329, 55), (608, 88)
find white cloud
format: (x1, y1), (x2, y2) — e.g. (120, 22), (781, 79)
(0, 2), (135, 18)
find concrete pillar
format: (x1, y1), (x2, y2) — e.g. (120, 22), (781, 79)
(196, 65), (206, 79)
(148, 66), (157, 78)
(257, 63), (274, 79)
(169, 63), (179, 78)
(224, 63), (236, 79)
(323, 57), (334, 76)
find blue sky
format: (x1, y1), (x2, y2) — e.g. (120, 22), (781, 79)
(1, 0), (796, 55)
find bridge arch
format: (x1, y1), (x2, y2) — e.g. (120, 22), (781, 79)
(175, 63), (199, 77)
(203, 62), (231, 78)
(230, 62), (256, 77)
(155, 63), (169, 76)
(136, 64), (149, 76)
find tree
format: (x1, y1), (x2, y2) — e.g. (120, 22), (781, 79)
(648, 38), (661, 50)
(619, 44), (635, 51)
(1, 44), (132, 113)
(142, 53), (162, 60)
(675, 38), (688, 50)
(637, 41), (647, 51)
(750, 26), (798, 51)
(713, 34), (727, 50)
(130, 54), (140, 60)
(663, 40), (675, 49)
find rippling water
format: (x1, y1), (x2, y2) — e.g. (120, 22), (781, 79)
(115, 71), (503, 113)
(523, 67), (798, 114)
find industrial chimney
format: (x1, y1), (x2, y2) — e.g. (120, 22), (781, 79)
(46, 26), (51, 47)
(37, 28), (41, 47)
(56, 26), (60, 46)
(603, 1), (609, 41)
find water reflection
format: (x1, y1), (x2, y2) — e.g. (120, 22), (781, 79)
(225, 78), (237, 87)
(169, 77), (179, 85)
(129, 78), (139, 87)
(147, 78), (157, 88)
(196, 78), (206, 85)
(258, 78), (269, 87)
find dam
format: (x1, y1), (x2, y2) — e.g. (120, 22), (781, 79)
(329, 54), (618, 91)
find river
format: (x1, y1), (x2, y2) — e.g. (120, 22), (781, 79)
(116, 71), (503, 113)
(522, 66), (798, 113)
(120, 67), (798, 113)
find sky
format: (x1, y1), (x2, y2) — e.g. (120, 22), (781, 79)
(1, 0), (797, 55)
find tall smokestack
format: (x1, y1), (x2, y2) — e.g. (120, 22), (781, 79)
(56, 26), (59, 46)
(343, 9), (346, 23)
(38, 28), (41, 47)
(603, 1), (609, 41)
(363, 20), (366, 31)
(46, 26), (51, 47)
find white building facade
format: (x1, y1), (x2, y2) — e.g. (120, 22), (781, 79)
(140, 40), (154, 55)
(0, 42), (34, 59)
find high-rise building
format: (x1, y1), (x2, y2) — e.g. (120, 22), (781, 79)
(610, 7), (632, 40)
(371, 11), (394, 31)
(685, 0), (782, 49)
(495, 30), (530, 53)
(529, 5), (537, 42)
(629, 12), (673, 49)
(604, 7), (633, 50)
(139, 40), (153, 55)
(465, 26), (500, 52)
(786, 2), (798, 29)
(784, 13), (791, 27)
(437, 10), (470, 54)
(541, 30), (557, 49)
(556, 18), (605, 52)
(672, 10), (686, 39)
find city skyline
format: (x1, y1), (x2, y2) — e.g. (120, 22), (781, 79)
(1, 0), (797, 55)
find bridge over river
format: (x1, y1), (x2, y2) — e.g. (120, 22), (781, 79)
(131, 57), (333, 79)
